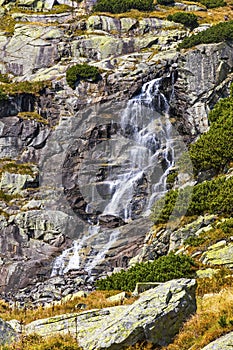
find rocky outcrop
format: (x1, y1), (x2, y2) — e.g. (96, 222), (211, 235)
(25, 278), (196, 349)
(132, 215), (216, 264)
(0, 6), (233, 299)
(0, 210), (74, 293)
(201, 331), (233, 350)
(0, 318), (18, 345)
(201, 240), (233, 267)
(0, 170), (38, 195)
(172, 42), (233, 139)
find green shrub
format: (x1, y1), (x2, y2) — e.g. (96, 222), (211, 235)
(185, 236), (206, 246)
(179, 20), (233, 49)
(0, 88), (8, 101)
(208, 84), (233, 123)
(157, 0), (175, 5)
(96, 253), (196, 291)
(0, 81), (49, 95)
(198, 0), (226, 8)
(186, 84), (233, 176)
(167, 12), (198, 30)
(93, 0), (154, 14)
(218, 314), (227, 328)
(220, 218), (233, 233)
(166, 171), (178, 189)
(189, 110), (233, 176)
(0, 73), (11, 84)
(151, 176), (233, 224)
(151, 89), (233, 223)
(66, 64), (100, 89)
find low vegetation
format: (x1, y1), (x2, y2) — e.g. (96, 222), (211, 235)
(93, 0), (154, 14)
(0, 90), (8, 101)
(0, 160), (34, 176)
(185, 218), (233, 254)
(1, 334), (81, 350)
(189, 104), (233, 176)
(0, 190), (20, 203)
(163, 286), (233, 350)
(194, 0), (226, 8)
(167, 12), (199, 29)
(0, 15), (16, 36)
(96, 253), (196, 291)
(157, 0), (174, 5)
(179, 20), (233, 49)
(0, 73), (11, 84)
(66, 64), (100, 89)
(18, 112), (49, 125)
(0, 290), (136, 325)
(0, 81), (50, 98)
(151, 175), (233, 224)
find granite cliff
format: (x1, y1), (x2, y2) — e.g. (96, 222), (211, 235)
(0, 0), (233, 348)
(0, 0), (233, 302)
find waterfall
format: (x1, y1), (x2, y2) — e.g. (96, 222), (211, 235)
(51, 76), (176, 277)
(85, 229), (120, 276)
(51, 225), (100, 277)
(102, 77), (174, 220)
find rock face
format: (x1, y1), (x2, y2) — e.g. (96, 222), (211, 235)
(25, 278), (196, 349)
(134, 215), (216, 263)
(172, 42), (233, 139)
(0, 6), (233, 299)
(201, 331), (233, 350)
(0, 318), (18, 345)
(201, 241), (233, 267)
(0, 210), (73, 293)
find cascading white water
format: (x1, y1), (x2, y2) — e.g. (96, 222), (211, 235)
(85, 229), (120, 275)
(51, 225), (100, 277)
(51, 76), (175, 277)
(102, 77), (174, 220)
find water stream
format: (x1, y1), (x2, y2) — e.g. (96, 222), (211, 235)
(51, 76), (175, 277)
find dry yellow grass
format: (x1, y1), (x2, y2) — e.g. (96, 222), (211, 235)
(0, 290), (137, 325)
(163, 287), (233, 350)
(1, 281), (233, 349)
(94, 0), (233, 26)
(0, 334), (81, 350)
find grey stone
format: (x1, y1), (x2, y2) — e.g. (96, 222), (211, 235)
(107, 291), (127, 303)
(0, 318), (18, 345)
(201, 242), (233, 267)
(0, 171), (37, 195)
(201, 331), (233, 349)
(25, 278), (196, 349)
(133, 282), (162, 296)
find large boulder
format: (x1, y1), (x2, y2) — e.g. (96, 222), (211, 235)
(201, 331), (233, 350)
(0, 318), (18, 345)
(25, 278), (196, 349)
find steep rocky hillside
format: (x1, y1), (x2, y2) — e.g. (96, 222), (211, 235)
(0, 0), (233, 348)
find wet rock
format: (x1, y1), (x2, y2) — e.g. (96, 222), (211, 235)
(98, 215), (125, 228)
